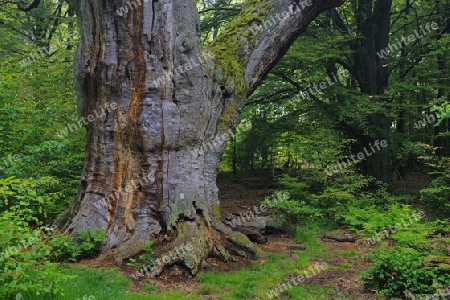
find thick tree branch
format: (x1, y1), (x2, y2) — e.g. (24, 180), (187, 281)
(243, 0), (345, 95)
(211, 0), (345, 98)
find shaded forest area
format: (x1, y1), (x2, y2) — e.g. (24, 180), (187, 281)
(1, 0), (450, 299)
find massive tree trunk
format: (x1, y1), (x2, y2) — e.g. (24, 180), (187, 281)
(57, 0), (344, 275)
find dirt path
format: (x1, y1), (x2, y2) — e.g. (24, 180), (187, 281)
(302, 239), (385, 300)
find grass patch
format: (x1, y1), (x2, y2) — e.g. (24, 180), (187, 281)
(57, 266), (130, 300)
(198, 226), (330, 299)
(338, 250), (358, 259)
(17, 225), (335, 299)
(198, 255), (288, 299)
(22, 266), (200, 300)
(198, 253), (315, 299)
(125, 291), (201, 300)
(327, 262), (352, 271)
(283, 285), (337, 299)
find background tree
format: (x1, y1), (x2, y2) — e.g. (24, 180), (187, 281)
(227, 0), (449, 185)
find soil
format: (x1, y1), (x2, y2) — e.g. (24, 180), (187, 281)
(74, 171), (391, 299)
(298, 239), (386, 300)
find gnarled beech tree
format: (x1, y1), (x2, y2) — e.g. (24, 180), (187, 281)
(57, 0), (344, 276)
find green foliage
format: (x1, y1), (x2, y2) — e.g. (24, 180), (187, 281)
(74, 228), (106, 258)
(47, 232), (79, 262)
(343, 203), (435, 247)
(127, 240), (156, 271)
(344, 204), (420, 235)
(276, 174), (310, 200)
(419, 149), (450, 219)
(198, 0), (242, 43)
(268, 172), (393, 227)
(48, 229), (105, 263)
(0, 212), (72, 300)
(1, 138), (84, 211)
(0, 176), (63, 224)
(264, 189), (323, 226)
(0, 0), (81, 223)
(429, 219), (450, 236)
(361, 248), (450, 297)
(432, 102), (450, 126)
(393, 221), (434, 248)
(313, 170), (376, 220)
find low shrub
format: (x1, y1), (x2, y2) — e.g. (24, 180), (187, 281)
(361, 248), (450, 298)
(0, 212), (73, 299)
(48, 228), (105, 262)
(418, 144), (450, 219)
(0, 176), (63, 224)
(127, 240), (156, 271)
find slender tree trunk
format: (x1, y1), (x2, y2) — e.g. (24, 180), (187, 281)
(58, 0), (344, 275)
(434, 12), (450, 157)
(232, 135), (237, 174)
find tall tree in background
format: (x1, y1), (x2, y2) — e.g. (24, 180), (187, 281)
(323, 0), (393, 182)
(56, 0), (344, 274)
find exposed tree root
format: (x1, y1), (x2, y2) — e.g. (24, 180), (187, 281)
(233, 226), (267, 244)
(321, 234), (357, 243)
(92, 216), (265, 278)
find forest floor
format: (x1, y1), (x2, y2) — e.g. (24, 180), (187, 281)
(202, 171), (383, 299)
(68, 170), (414, 299)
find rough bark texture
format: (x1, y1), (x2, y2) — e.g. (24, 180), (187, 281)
(58, 0), (344, 274)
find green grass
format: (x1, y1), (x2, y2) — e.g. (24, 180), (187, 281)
(198, 253), (294, 299)
(19, 265), (201, 300)
(17, 266), (131, 300)
(125, 291), (202, 300)
(283, 285), (335, 299)
(18, 225), (341, 300)
(199, 252), (336, 300)
(58, 266), (130, 300)
(327, 262), (352, 271)
(338, 250), (357, 259)
(197, 227), (334, 299)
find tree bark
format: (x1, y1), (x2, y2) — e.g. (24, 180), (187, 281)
(57, 0), (344, 275)
(332, 0), (392, 182)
